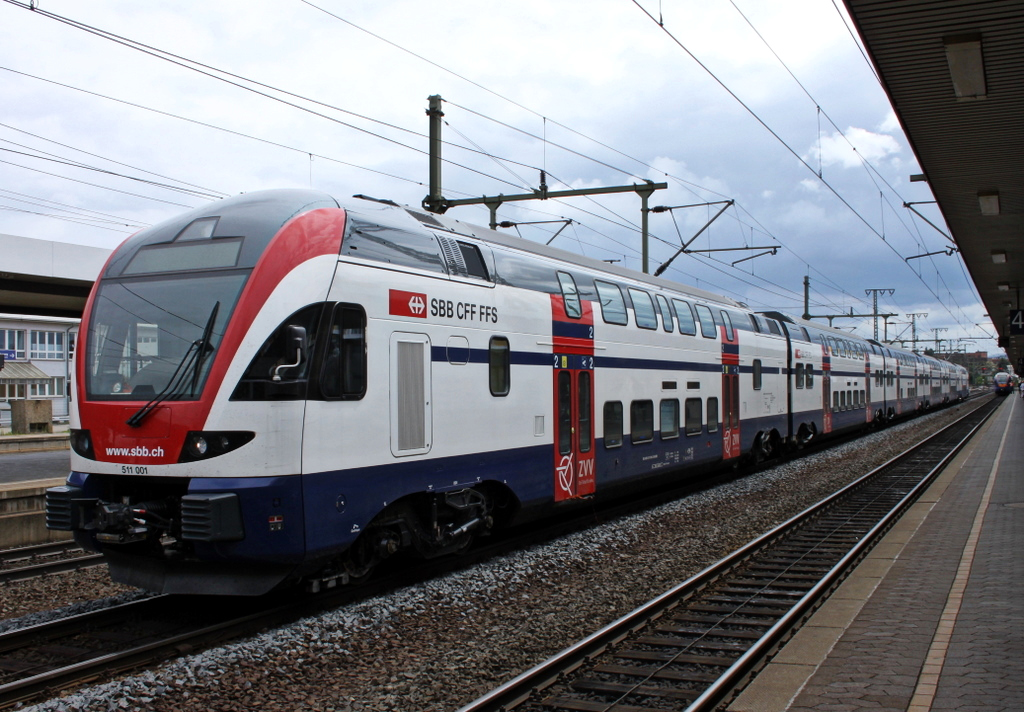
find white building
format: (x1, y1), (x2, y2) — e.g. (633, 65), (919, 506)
(0, 314), (79, 430)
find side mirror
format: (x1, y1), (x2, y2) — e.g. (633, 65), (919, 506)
(272, 325), (308, 382)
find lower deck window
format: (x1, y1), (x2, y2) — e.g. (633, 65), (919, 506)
(684, 398), (702, 435)
(707, 397), (719, 433)
(660, 399), (680, 439)
(631, 400), (654, 443)
(604, 401), (623, 448)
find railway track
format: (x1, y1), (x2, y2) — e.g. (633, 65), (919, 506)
(457, 395), (998, 712)
(0, 397), (989, 709)
(0, 541), (103, 585)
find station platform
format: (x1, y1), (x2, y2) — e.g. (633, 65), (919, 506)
(731, 394), (1023, 712)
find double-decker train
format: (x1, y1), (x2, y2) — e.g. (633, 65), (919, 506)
(45, 189), (969, 595)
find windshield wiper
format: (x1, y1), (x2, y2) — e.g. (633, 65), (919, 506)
(126, 302), (220, 429)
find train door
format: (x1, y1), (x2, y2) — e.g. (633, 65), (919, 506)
(389, 332), (432, 456)
(553, 366), (595, 502)
(719, 312), (740, 460)
(821, 337), (832, 434)
(550, 284), (595, 503)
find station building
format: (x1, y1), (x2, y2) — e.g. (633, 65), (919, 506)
(0, 314), (78, 431)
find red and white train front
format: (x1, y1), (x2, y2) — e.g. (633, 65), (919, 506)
(46, 189), (348, 595)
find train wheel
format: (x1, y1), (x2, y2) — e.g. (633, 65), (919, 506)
(753, 432), (774, 463)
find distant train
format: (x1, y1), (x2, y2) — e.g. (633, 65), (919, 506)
(993, 371), (1014, 395)
(46, 189), (970, 595)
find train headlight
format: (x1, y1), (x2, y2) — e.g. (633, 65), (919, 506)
(178, 431), (255, 462)
(187, 434), (209, 458)
(69, 429), (96, 460)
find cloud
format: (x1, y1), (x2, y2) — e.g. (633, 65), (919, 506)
(807, 127), (901, 170)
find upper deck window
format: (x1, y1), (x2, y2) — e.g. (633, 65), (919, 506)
(656, 295), (674, 332)
(628, 289), (658, 329)
(673, 299), (697, 336)
(595, 280), (628, 325)
(694, 304), (717, 339)
(342, 218), (446, 274)
(557, 272), (582, 318)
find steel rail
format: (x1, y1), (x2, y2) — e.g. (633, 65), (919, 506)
(455, 396), (997, 712)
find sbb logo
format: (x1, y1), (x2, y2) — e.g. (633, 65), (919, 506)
(389, 289), (427, 318)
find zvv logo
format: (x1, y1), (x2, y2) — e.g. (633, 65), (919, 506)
(389, 289), (428, 318)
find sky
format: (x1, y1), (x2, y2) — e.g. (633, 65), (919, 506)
(0, 0), (998, 354)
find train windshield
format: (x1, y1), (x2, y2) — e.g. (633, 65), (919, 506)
(84, 272), (247, 400)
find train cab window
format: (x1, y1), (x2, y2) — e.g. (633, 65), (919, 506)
(753, 359), (763, 390)
(719, 311), (734, 341)
(706, 397), (719, 433)
(557, 272), (582, 319)
(604, 401), (623, 448)
(795, 363), (805, 388)
(631, 400), (654, 443)
(684, 398), (702, 435)
(629, 289), (658, 330)
(320, 304), (367, 400)
(595, 280), (628, 325)
(660, 399), (680, 439)
(694, 304), (717, 339)
(673, 299), (697, 336)
(489, 337), (511, 396)
(656, 294), (674, 332)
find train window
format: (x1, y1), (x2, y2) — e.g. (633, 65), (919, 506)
(320, 304), (367, 400)
(673, 299), (697, 336)
(800, 327), (810, 341)
(753, 359), (763, 390)
(795, 363), (805, 388)
(595, 281), (628, 325)
(628, 289), (658, 330)
(748, 314), (761, 333)
(695, 304), (717, 339)
(707, 397), (719, 433)
(833, 392), (839, 411)
(557, 272), (582, 319)
(631, 400), (654, 443)
(458, 241), (489, 280)
(860, 389), (865, 405)
(231, 303), (325, 401)
(579, 372), (592, 453)
(805, 364), (814, 388)
(660, 399), (680, 439)
(342, 218), (446, 274)
(489, 337), (511, 396)
(656, 294), (674, 332)
(604, 401), (623, 448)
(766, 319), (782, 336)
(720, 311), (734, 341)
(684, 398), (702, 435)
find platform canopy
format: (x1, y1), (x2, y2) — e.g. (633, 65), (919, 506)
(0, 233), (110, 319)
(843, 0), (1024, 368)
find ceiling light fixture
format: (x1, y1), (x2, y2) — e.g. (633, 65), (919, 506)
(997, 282), (1011, 291)
(944, 34), (987, 100)
(978, 190), (1000, 216)
(992, 250), (1007, 263)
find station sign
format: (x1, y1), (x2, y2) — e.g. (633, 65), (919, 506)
(1010, 310), (1024, 335)
(0, 349), (15, 361)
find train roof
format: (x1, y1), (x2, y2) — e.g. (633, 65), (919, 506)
(341, 195), (744, 310)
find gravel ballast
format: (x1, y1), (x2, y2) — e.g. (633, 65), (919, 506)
(6, 403), (977, 712)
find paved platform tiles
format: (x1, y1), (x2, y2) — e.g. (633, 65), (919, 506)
(731, 396), (1024, 712)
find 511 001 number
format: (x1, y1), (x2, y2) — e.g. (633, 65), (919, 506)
(121, 465), (148, 475)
